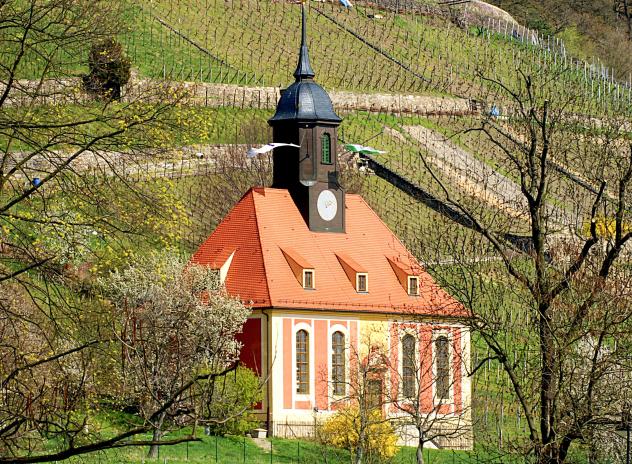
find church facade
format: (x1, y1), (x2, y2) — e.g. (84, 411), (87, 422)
(191, 7), (472, 450)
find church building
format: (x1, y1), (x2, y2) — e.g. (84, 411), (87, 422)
(191, 6), (472, 449)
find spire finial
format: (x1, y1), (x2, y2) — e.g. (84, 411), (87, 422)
(293, 3), (315, 80)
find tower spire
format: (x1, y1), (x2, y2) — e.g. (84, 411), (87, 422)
(293, 3), (315, 81)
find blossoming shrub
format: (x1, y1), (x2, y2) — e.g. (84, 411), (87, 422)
(319, 406), (399, 460)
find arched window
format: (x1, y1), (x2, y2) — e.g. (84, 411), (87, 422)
(367, 378), (383, 410)
(296, 330), (309, 394)
(402, 334), (416, 398)
(435, 336), (450, 400)
(321, 133), (332, 164)
(332, 331), (345, 396)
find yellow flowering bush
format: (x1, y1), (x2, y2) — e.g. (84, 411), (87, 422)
(583, 216), (632, 239)
(319, 406), (399, 460)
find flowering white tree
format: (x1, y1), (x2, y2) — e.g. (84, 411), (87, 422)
(101, 252), (251, 458)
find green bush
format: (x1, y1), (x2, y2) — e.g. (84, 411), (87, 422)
(84, 38), (131, 100)
(203, 366), (264, 436)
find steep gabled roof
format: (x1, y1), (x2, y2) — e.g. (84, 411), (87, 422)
(191, 189), (270, 306)
(191, 188), (467, 318)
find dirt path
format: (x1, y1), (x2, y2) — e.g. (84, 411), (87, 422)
(402, 125), (575, 230)
(251, 437), (271, 452)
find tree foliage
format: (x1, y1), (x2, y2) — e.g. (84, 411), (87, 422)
(85, 38), (131, 100)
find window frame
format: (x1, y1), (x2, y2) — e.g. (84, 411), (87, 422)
(366, 377), (383, 411)
(331, 331), (346, 397)
(303, 269), (315, 290)
(433, 333), (452, 403)
(296, 329), (310, 395)
(401, 333), (417, 399)
(356, 272), (368, 293)
(321, 133), (332, 165)
(407, 276), (419, 296)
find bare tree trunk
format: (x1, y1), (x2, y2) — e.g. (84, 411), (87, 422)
(355, 416), (369, 464)
(625, 0), (632, 39)
(615, 0), (632, 40)
(416, 429), (426, 464)
(539, 304), (557, 464)
(354, 444), (363, 464)
(147, 411), (166, 458)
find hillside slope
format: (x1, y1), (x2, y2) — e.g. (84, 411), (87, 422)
(488, 0), (632, 79)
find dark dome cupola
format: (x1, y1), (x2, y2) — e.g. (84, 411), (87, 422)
(268, 6), (341, 124)
(268, 3), (345, 233)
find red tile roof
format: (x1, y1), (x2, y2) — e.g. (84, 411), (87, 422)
(191, 188), (467, 318)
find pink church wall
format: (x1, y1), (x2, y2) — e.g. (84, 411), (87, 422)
(278, 317), (463, 417)
(283, 318), (292, 410)
(419, 325), (434, 413)
(315, 320), (328, 411)
(452, 328), (463, 413)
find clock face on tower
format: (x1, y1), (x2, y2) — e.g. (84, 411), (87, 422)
(317, 189), (338, 221)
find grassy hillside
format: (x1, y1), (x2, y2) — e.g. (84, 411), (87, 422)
(114, 0), (632, 113)
(8, 0), (631, 115)
(61, 424), (475, 463)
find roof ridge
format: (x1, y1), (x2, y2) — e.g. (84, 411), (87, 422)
(251, 188), (273, 306)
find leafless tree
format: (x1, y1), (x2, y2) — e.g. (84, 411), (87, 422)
(0, 1), (206, 461)
(319, 330), (399, 464)
(615, 0), (632, 39)
(420, 66), (632, 463)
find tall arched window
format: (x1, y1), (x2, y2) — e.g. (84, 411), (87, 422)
(435, 336), (450, 400)
(321, 133), (331, 164)
(402, 334), (416, 398)
(332, 331), (345, 396)
(296, 330), (309, 394)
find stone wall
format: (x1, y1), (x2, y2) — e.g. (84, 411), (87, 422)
(1, 76), (475, 116)
(124, 78), (475, 116)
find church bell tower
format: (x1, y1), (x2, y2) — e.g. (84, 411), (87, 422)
(268, 5), (345, 233)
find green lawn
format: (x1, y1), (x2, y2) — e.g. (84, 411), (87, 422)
(65, 432), (475, 464)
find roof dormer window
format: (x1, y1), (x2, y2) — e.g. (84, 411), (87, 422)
(408, 276), (419, 296)
(356, 273), (368, 293)
(303, 269), (315, 290)
(281, 247), (315, 289)
(387, 256), (422, 296)
(336, 252), (368, 293)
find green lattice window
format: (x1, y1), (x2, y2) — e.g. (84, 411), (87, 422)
(321, 133), (332, 164)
